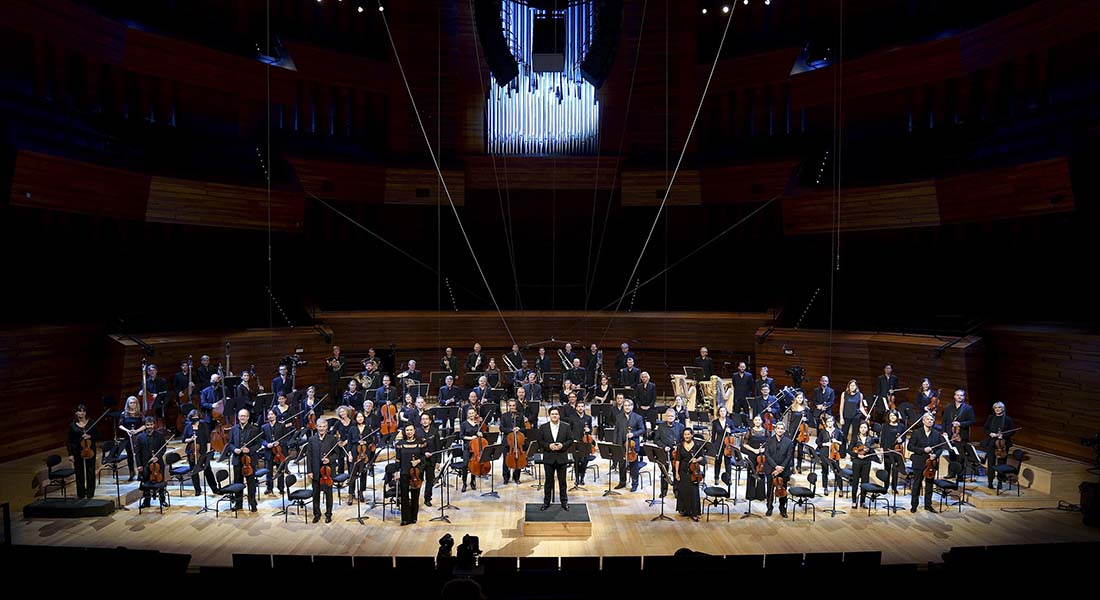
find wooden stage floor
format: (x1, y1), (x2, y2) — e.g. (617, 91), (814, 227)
(6, 445), (1100, 567)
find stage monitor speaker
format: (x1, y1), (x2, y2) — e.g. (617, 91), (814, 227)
(579, 0), (623, 89)
(474, 0), (520, 87)
(22, 498), (116, 519)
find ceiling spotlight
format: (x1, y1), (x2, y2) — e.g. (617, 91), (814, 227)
(701, 8), (707, 14)
(722, 5), (730, 13)
(765, 0), (771, 4)
(357, 5), (363, 11)
(743, 0), (749, 5)
(378, 4), (384, 10)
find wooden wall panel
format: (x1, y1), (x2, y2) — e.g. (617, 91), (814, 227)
(984, 324), (1100, 462)
(701, 161), (799, 204)
(464, 157), (621, 191)
(0, 324), (107, 462)
(383, 168), (465, 206)
(146, 177), (304, 231)
(936, 158), (1075, 224)
(621, 170), (701, 207)
(782, 181), (941, 235)
(281, 41), (389, 94)
(286, 156), (386, 203)
(754, 328), (986, 424)
(9, 151), (150, 220)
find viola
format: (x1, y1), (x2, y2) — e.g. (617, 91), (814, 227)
(796, 419), (810, 444)
(773, 474), (787, 498)
(307, 411), (318, 432)
(755, 451), (766, 474)
(829, 438), (841, 462)
(925, 388), (942, 414)
(689, 460), (703, 484)
(763, 411), (775, 434)
(923, 455), (937, 480)
(583, 425), (597, 457)
(148, 459), (163, 483)
(409, 464), (423, 489)
(951, 422), (962, 444)
(272, 442), (285, 465)
(79, 432), (95, 460)
(627, 438), (638, 462)
(241, 453), (254, 477)
(723, 432), (737, 458)
(320, 463), (333, 487)
(851, 444), (867, 458)
(994, 437), (1007, 459)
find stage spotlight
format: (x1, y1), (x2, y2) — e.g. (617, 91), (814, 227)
(722, 5), (730, 13)
(743, 0), (748, 5)
(765, 0), (771, 4)
(701, 8), (707, 14)
(358, 5), (364, 11)
(378, 4), (384, 10)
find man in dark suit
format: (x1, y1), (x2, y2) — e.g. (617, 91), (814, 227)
(612, 397), (647, 491)
(500, 400), (528, 485)
(586, 344), (601, 386)
(694, 347), (714, 379)
(982, 402), (1016, 490)
(196, 355), (217, 389)
(570, 401), (595, 486)
(634, 371), (657, 425)
(941, 388), (976, 445)
(874, 363), (900, 422)
(272, 364), (293, 399)
(135, 416), (168, 508)
(653, 408), (685, 498)
(505, 344), (524, 373)
(619, 357), (641, 388)
(225, 408), (261, 512)
(538, 407), (575, 510)
(754, 366), (775, 400)
(811, 375), (836, 426)
(325, 346), (346, 404)
(199, 374), (225, 426)
(765, 421), (794, 518)
(907, 412), (945, 513)
(522, 371), (542, 404)
(466, 343), (485, 373)
(416, 412), (440, 507)
(567, 358), (586, 393)
(307, 418), (339, 523)
(731, 362), (755, 425)
(615, 343), (636, 371)
(441, 347), (459, 376)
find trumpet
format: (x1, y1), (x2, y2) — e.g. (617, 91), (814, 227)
(502, 353), (518, 373)
(557, 349), (571, 371)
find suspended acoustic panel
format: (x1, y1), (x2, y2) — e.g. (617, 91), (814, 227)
(474, 0), (520, 87)
(579, 0), (622, 90)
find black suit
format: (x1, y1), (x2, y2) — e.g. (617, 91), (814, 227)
(982, 413), (1016, 487)
(634, 381), (657, 424)
(612, 410), (647, 486)
(307, 433), (338, 518)
(135, 429), (168, 505)
(694, 356), (714, 379)
(619, 367), (640, 388)
(908, 426), (945, 509)
(225, 422), (261, 509)
(615, 351), (635, 371)
(538, 421), (574, 507)
(811, 386), (836, 424)
(765, 434), (794, 511)
(654, 420), (685, 496)
(500, 412), (529, 483)
(941, 402), (976, 444)
(731, 372), (755, 423)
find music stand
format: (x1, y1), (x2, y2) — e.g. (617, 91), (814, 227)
(195, 448), (216, 515)
(590, 404), (613, 441)
(254, 393), (274, 420)
(223, 376), (242, 396)
(430, 432), (459, 521)
(428, 371), (449, 395)
(542, 372), (562, 392)
(824, 452), (847, 517)
(688, 410), (710, 428)
(643, 445), (673, 520)
(569, 442), (592, 492)
(478, 443), (504, 498)
(683, 367), (704, 382)
(272, 452), (297, 518)
(151, 392), (170, 419)
(345, 454), (371, 524)
(462, 373), (483, 388)
(615, 387), (635, 401)
(597, 442), (624, 496)
(484, 388), (505, 423)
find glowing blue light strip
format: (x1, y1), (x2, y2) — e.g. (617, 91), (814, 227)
(487, 1), (600, 156)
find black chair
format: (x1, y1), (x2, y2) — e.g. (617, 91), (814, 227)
(332, 471), (351, 503)
(283, 474), (313, 523)
(168, 452), (195, 497)
(837, 467), (854, 498)
(214, 469), (245, 518)
(788, 472), (818, 521)
(860, 470), (889, 515)
(993, 449), (1025, 496)
(44, 454), (75, 500)
(934, 461), (964, 511)
(703, 476), (732, 522)
(380, 463), (401, 521)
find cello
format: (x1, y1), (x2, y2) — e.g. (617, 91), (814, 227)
(379, 401), (399, 438)
(504, 417), (529, 472)
(467, 419), (491, 477)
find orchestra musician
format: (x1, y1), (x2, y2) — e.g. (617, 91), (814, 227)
(619, 357), (641, 388)
(538, 406), (574, 511)
(941, 389), (975, 446)
(334, 406), (354, 475)
(586, 343), (600, 386)
(260, 409), (286, 495)
(522, 371), (542, 405)
(694, 347), (714, 379)
(787, 390), (811, 473)
(753, 366), (775, 402)
(466, 343), (484, 373)
(880, 410), (906, 494)
(562, 342), (577, 367)
(441, 347), (459, 376)
(839, 379), (863, 444)
(375, 375), (399, 408)
(982, 402), (1016, 490)
(500, 400), (527, 485)
(396, 423), (424, 526)
(817, 415), (843, 494)
(271, 365), (293, 400)
(359, 359), (381, 390)
(751, 384), (780, 424)
(196, 355), (217, 387)
(913, 378), (937, 424)
(306, 418), (338, 523)
(635, 371), (657, 426)
(135, 416), (167, 509)
(874, 363), (900, 423)
(712, 405), (737, 485)
(119, 396), (146, 481)
(614, 343), (634, 371)
(225, 409), (260, 512)
(535, 348), (551, 379)
(514, 359), (533, 390)
(399, 360), (421, 398)
(341, 379), (363, 408)
(765, 421), (794, 518)
(416, 412), (439, 507)
(272, 392), (293, 423)
(908, 412), (943, 513)
(742, 414), (768, 503)
(505, 344), (523, 373)
(812, 375), (836, 427)
(300, 385), (324, 435)
(182, 409), (211, 496)
(592, 374), (612, 404)
(437, 375), (460, 433)
(484, 358), (501, 389)
(674, 428), (703, 520)
(173, 360), (194, 414)
(232, 370), (256, 420)
(325, 346), (346, 402)
(654, 408), (685, 499)
(571, 400), (594, 486)
(67, 404), (98, 499)
(848, 421), (879, 510)
(459, 407), (483, 492)
(612, 396), (646, 491)
(731, 361), (755, 425)
(516, 386), (539, 434)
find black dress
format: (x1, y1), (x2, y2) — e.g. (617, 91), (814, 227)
(743, 428), (768, 501)
(674, 442), (702, 517)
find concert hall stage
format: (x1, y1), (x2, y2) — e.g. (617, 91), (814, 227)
(5, 445), (1099, 567)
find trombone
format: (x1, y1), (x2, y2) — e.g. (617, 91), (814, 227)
(557, 348), (571, 371)
(502, 353), (518, 373)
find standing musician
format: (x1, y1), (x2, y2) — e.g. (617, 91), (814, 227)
(817, 415), (844, 494)
(232, 370), (256, 420)
(673, 428), (704, 520)
(538, 406), (574, 511)
(341, 379), (363, 408)
(875, 363), (900, 421)
(466, 343), (485, 373)
(612, 397), (646, 491)
(571, 400), (594, 486)
(592, 374), (613, 404)
(522, 371), (543, 405)
(500, 400), (528, 485)
(586, 343), (601, 386)
(360, 399), (382, 437)
(348, 410), (374, 504)
(225, 409), (261, 512)
(484, 358), (501, 389)
(787, 390), (811, 473)
(472, 377), (494, 423)
(694, 347), (714, 379)
(839, 379), (863, 444)
(416, 412), (439, 507)
(272, 365), (293, 400)
(260, 409), (286, 495)
(334, 406), (354, 476)
(459, 407), (484, 492)
(751, 384), (780, 425)
(67, 404), (98, 499)
(437, 375), (460, 433)
(908, 412), (944, 513)
(731, 361), (755, 425)
(941, 389), (975, 446)
(325, 346), (346, 402)
(847, 421), (880, 510)
(671, 396), (689, 425)
(654, 408), (685, 499)
(911, 378), (937, 425)
(711, 405), (737, 485)
(514, 359), (533, 390)
(535, 347), (551, 380)
(516, 386), (539, 435)
(635, 371), (657, 426)
(753, 366), (775, 401)
(138, 363), (169, 398)
(982, 402), (1016, 490)
(559, 380), (580, 407)
(742, 415), (769, 503)
(880, 410), (906, 494)
(359, 359), (381, 390)
(173, 360), (195, 411)
(182, 409), (211, 496)
(375, 375), (399, 408)
(567, 358), (587, 393)
(396, 423), (424, 525)
(812, 375), (836, 427)
(196, 355), (217, 386)
(614, 343), (634, 371)
(135, 416), (168, 508)
(505, 344), (524, 374)
(397, 395), (419, 436)
(441, 347), (459, 376)
(306, 419), (338, 523)
(399, 360), (421, 398)
(619, 357), (641, 388)
(119, 396), (146, 481)
(272, 392), (294, 423)
(300, 385), (324, 435)
(765, 421), (794, 518)
(562, 342), (578, 367)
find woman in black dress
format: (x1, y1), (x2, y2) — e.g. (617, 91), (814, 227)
(484, 358), (501, 389)
(742, 414), (768, 502)
(118, 396), (146, 481)
(592, 374), (612, 404)
(674, 428), (703, 520)
(459, 407), (483, 492)
(67, 404), (98, 499)
(848, 421), (879, 509)
(879, 410), (906, 494)
(711, 405), (737, 485)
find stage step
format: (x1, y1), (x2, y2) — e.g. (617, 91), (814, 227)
(522, 503), (592, 537)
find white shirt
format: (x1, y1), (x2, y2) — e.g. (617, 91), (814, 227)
(550, 422), (560, 440)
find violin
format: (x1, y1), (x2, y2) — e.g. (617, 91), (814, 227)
(241, 452), (254, 477)
(583, 423), (597, 457)
(723, 430), (737, 458)
(951, 422), (962, 444)
(828, 437), (841, 462)
(796, 419), (810, 444)
(755, 451), (766, 474)
(773, 473), (787, 498)
(925, 388), (942, 414)
(146, 434), (173, 484)
(626, 438), (638, 462)
(272, 442), (285, 465)
(319, 462), (333, 487)
(993, 427), (1021, 459)
(409, 463), (423, 489)
(689, 460), (703, 484)
(762, 411), (775, 434)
